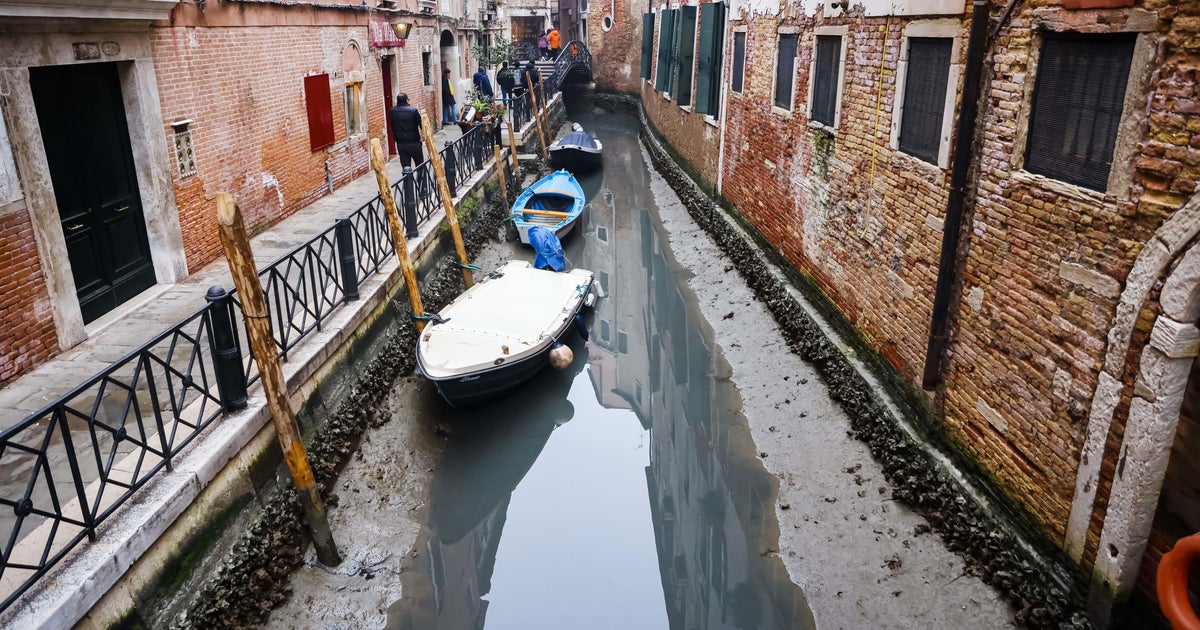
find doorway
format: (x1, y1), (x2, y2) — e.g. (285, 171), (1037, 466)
(382, 55), (396, 155)
(30, 62), (157, 324)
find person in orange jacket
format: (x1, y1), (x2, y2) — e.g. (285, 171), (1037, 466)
(548, 27), (561, 59)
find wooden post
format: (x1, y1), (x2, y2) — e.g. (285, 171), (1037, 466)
(538, 80), (549, 126)
(493, 144), (508, 201)
(419, 115), (474, 287)
(525, 73), (549, 161)
(506, 116), (520, 172)
(214, 193), (342, 567)
(370, 139), (426, 332)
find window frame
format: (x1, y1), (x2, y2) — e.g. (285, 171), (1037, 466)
(889, 20), (962, 170)
(344, 78), (365, 137)
(771, 29), (799, 114)
(806, 26), (848, 131)
(730, 28), (746, 97)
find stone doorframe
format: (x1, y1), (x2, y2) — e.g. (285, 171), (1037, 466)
(1065, 191), (1200, 623)
(2, 55), (186, 349)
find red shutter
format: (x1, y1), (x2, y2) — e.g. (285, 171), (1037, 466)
(303, 73), (335, 152)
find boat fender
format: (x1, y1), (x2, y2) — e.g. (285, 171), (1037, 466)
(549, 342), (574, 370)
(573, 313), (590, 341)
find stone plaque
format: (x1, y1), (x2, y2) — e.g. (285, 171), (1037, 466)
(101, 41), (120, 56)
(72, 43), (101, 60)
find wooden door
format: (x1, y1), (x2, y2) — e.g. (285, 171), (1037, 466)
(30, 62), (156, 324)
(382, 55), (396, 155)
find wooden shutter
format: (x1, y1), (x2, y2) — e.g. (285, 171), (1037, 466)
(675, 6), (697, 106)
(655, 9), (676, 92)
(641, 13), (655, 78)
(774, 34), (798, 110)
(695, 2), (725, 115)
(1025, 33), (1135, 191)
(731, 31), (745, 94)
(811, 35), (840, 126)
(898, 38), (952, 164)
(304, 74), (335, 151)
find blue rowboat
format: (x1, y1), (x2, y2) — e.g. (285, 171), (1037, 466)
(511, 169), (585, 244)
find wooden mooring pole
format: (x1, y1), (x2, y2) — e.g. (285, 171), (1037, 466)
(419, 115), (474, 287)
(493, 144), (508, 200)
(526, 74), (549, 161)
(214, 192), (342, 567)
(369, 138), (426, 331)
(506, 116), (520, 172)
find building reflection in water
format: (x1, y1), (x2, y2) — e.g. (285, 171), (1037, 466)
(387, 113), (812, 629)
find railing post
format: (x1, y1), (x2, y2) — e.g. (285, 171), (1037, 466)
(206, 286), (249, 413)
(402, 166), (420, 238)
(474, 128), (485, 171)
(443, 140), (458, 198)
(334, 217), (359, 302)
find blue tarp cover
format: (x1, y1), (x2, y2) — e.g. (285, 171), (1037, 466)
(558, 131), (599, 150)
(529, 226), (566, 272)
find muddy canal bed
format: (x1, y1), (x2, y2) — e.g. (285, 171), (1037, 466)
(267, 102), (1014, 629)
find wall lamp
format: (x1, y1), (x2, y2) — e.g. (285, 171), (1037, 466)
(392, 22), (413, 39)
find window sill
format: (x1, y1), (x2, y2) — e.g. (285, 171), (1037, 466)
(661, 91), (672, 101)
(894, 149), (946, 176)
(704, 115), (720, 128)
(679, 104), (691, 113)
(1011, 169), (1112, 206)
(771, 105), (793, 118)
(326, 140), (348, 153)
(730, 90), (743, 99)
(807, 119), (836, 134)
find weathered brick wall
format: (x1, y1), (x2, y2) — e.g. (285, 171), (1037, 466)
(588, 0), (643, 91)
(153, 4), (387, 271)
(0, 209), (57, 384)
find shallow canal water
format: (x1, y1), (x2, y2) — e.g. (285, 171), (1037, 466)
(385, 98), (813, 629)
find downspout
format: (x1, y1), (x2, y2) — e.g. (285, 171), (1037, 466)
(920, 0), (990, 389)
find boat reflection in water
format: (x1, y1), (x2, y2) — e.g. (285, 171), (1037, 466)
(386, 107), (812, 629)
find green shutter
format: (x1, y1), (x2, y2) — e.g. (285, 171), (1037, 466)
(655, 9), (676, 92)
(675, 5), (697, 106)
(695, 4), (715, 114)
(640, 13), (655, 78)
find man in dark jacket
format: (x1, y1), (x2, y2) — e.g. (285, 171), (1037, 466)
(472, 66), (493, 99)
(388, 93), (424, 168)
(521, 60), (541, 96)
(497, 61), (516, 108)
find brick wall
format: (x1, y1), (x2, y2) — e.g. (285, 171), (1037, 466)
(0, 208), (57, 384)
(152, 4), (388, 271)
(588, 0), (643, 91)
(623, 0), (1200, 586)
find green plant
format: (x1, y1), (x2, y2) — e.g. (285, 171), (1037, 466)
(469, 26), (518, 70)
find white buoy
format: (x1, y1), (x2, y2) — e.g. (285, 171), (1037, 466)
(549, 343), (574, 370)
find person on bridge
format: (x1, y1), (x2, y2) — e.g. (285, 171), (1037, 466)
(387, 93), (424, 168)
(472, 66), (494, 99)
(441, 68), (457, 126)
(548, 27), (561, 59)
(497, 61), (516, 109)
(521, 60), (541, 95)
(537, 31), (549, 60)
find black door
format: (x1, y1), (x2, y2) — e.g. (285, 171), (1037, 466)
(30, 62), (157, 324)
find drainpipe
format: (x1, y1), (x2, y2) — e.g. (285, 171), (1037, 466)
(921, 0), (990, 390)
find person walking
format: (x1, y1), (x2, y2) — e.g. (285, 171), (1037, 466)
(472, 66), (494, 99)
(548, 26), (561, 59)
(441, 68), (456, 126)
(497, 61), (516, 109)
(537, 30), (549, 60)
(387, 93), (424, 168)
(521, 59), (541, 95)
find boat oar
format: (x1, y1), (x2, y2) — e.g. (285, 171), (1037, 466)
(522, 209), (570, 218)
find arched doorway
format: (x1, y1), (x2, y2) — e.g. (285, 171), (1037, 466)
(440, 29), (459, 125)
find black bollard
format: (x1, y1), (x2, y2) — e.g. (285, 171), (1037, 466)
(402, 166), (419, 239)
(334, 217), (359, 301)
(205, 286), (249, 412)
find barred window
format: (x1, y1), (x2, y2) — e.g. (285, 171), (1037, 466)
(774, 33), (798, 110)
(898, 38), (952, 164)
(811, 35), (841, 127)
(731, 31), (745, 94)
(1025, 33), (1135, 191)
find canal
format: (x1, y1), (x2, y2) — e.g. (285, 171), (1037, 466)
(269, 92), (1013, 629)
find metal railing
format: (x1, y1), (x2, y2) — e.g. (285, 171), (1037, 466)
(0, 123), (504, 615)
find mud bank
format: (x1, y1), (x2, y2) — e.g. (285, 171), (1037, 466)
(170, 177), (524, 629)
(602, 91), (1088, 628)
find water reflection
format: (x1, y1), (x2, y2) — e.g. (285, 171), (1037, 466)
(387, 101), (811, 629)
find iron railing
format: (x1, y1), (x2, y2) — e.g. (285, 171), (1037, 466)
(0, 123), (505, 615)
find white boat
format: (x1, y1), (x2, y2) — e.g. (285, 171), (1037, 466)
(416, 260), (595, 406)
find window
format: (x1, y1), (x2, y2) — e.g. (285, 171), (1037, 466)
(641, 13), (655, 79)
(303, 73), (334, 151)
(655, 9), (677, 93)
(344, 82), (364, 135)
(1025, 33), (1135, 191)
(774, 33), (798, 110)
(811, 35), (842, 126)
(731, 31), (745, 94)
(898, 38), (952, 164)
(695, 2), (725, 116)
(423, 52), (433, 86)
(674, 5), (697, 106)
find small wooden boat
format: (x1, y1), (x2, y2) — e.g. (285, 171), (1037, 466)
(416, 260), (596, 407)
(549, 123), (603, 172)
(510, 170), (585, 244)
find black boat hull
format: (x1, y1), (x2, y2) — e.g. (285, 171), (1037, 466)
(549, 146), (602, 172)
